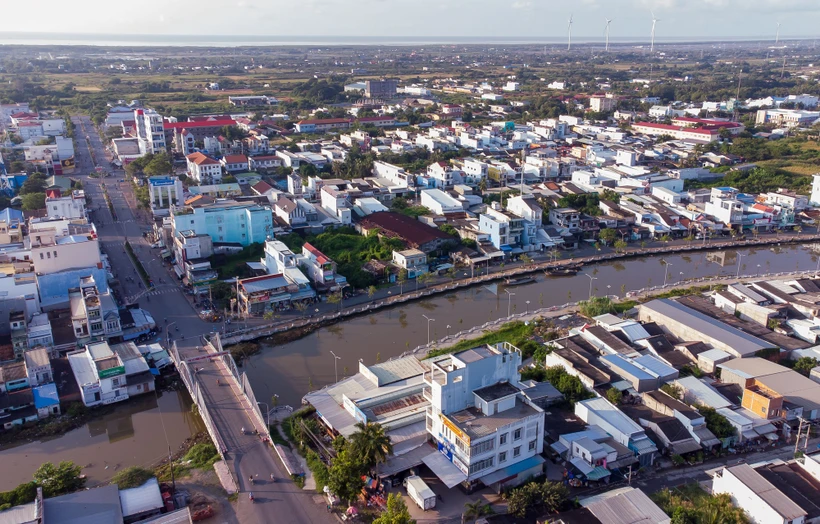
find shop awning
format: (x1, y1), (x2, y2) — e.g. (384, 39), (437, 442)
(173, 265), (184, 278)
(550, 441), (569, 456)
(479, 455), (546, 486)
(570, 457), (595, 475)
(670, 440), (703, 456)
(586, 466), (611, 481)
(500, 245), (513, 253)
(754, 423), (777, 436)
(422, 452), (466, 489)
(742, 429), (758, 440)
(160, 250), (172, 259)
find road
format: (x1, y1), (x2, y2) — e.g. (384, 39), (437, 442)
(71, 116), (331, 524)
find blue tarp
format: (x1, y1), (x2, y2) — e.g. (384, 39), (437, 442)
(33, 383), (59, 409)
(38, 267), (109, 308)
(500, 245), (513, 252)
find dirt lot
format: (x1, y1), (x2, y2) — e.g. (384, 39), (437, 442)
(176, 468), (239, 523)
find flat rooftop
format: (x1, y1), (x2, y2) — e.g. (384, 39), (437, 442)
(448, 399), (540, 440)
(473, 382), (520, 402)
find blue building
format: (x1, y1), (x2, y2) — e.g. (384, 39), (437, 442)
(172, 200), (273, 246)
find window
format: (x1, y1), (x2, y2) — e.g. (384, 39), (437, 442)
(513, 428), (522, 441)
(218, 226), (223, 232)
(46, 252), (51, 259)
(468, 457), (494, 475)
(53, 251), (57, 258)
(499, 433), (507, 445)
(513, 446), (521, 458)
(528, 440), (536, 451)
(470, 438), (494, 456)
(40, 253), (44, 260)
(498, 451), (507, 463)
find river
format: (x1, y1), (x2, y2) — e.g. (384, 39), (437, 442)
(0, 389), (203, 491)
(1, 243), (818, 489)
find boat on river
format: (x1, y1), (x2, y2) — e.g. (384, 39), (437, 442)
(504, 276), (536, 286)
(546, 264), (583, 276)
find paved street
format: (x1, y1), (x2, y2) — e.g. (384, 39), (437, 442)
(71, 116), (331, 524)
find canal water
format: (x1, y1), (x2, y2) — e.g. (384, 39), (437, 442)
(1, 243), (818, 489)
(0, 389), (203, 491)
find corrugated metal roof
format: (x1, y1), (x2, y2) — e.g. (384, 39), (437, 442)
(583, 487), (671, 524)
(640, 299), (771, 356)
(119, 478), (163, 517)
(43, 484), (123, 524)
(725, 464), (806, 520)
(577, 397), (645, 438)
(633, 354), (678, 380)
(601, 354), (654, 381)
(614, 321), (651, 342)
(368, 356), (425, 386)
(718, 357), (788, 379)
(676, 376), (733, 409)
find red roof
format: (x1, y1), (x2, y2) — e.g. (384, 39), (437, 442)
(186, 152), (220, 165)
(359, 212), (453, 249)
(165, 119), (236, 130)
(251, 180), (273, 194)
(633, 122), (716, 136)
(303, 242), (331, 265)
(222, 154), (248, 164)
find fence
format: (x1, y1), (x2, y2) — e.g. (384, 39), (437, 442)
(220, 234), (820, 346)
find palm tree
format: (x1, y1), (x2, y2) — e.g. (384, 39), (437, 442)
(350, 421), (393, 475)
(463, 500), (493, 522)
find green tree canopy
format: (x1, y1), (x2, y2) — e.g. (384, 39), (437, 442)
(793, 356), (818, 377)
(327, 448), (365, 505)
(373, 493), (415, 524)
(506, 479), (569, 519)
(21, 192), (46, 210)
(20, 173), (47, 195)
(350, 421), (393, 474)
(33, 461), (85, 497)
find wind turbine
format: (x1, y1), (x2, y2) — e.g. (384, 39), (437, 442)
(567, 14), (573, 51)
(775, 22), (781, 44)
(650, 11), (660, 53)
(605, 18), (613, 52)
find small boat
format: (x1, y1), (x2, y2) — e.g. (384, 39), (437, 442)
(504, 277), (536, 286)
(546, 266), (581, 276)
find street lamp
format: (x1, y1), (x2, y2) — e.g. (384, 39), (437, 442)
(525, 300), (531, 314)
(585, 274), (597, 299)
(422, 315), (435, 345)
(505, 289), (515, 317)
(330, 350), (341, 383)
(663, 261), (673, 287)
(446, 324), (451, 336)
(736, 253), (745, 278)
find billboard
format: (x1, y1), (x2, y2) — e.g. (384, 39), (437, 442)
(98, 366), (125, 379)
(150, 178), (177, 187)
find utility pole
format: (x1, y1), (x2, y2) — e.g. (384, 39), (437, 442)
(627, 464), (632, 485)
(795, 417), (805, 454)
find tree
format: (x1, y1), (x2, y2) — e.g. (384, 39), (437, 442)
(350, 421), (393, 474)
(462, 500), (493, 522)
(33, 461), (85, 497)
(327, 448), (365, 505)
(367, 285), (377, 299)
(21, 192), (46, 211)
(397, 269), (408, 295)
(143, 154), (173, 177)
(111, 467), (154, 489)
(506, 480), (568, 519)
(697, 405), (735, 439)
(613, 239), (628, 253)
(222, 175), (238, 183)
(373, 493), (415, 524)
(793, 356), (818, 377)
(606, 387), (622, 405)
(20, 173), (47, 195)
(598, 228), (617, 245)
(327, 291), (342, 311)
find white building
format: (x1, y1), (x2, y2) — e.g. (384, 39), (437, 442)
(45, 190), (86, 220)
(420, 189), (463, 215)
(811, 175), (820, 207)
(148, 176), (184, 217)
(134, 108), (166, 155)
(68, 341), (129, 407)
(755, 109), (820, 128)
(186, 152), (222, 184)
(31, 229), (101, 276)
(392, 249), (428, 278)
(575, 397), (658, 466)
(711, 463), (807, 524)
(424, 343), (546, 491)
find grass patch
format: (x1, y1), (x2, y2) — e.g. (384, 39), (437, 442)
(291, 474), (306, 489)
(124, 241), (151, 287)
(427, 321), (534, 357)
(111, 466), (154, 489)
(209, 243), (265, 279)
(269, 425), (290, 448)
(184, 442), (221, 470)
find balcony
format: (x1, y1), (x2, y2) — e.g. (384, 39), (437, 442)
(423, 387), (433, 402)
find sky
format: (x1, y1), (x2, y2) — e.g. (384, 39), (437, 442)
(5, 0), (820, 40)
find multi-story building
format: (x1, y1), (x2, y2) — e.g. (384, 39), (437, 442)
(705, 187), (744, 230)
(755, 108), (820, 128)
(186, 152), (222, 184)
(68, 341), (129, 407)
(221, 154), (249, 174)
(31, 226), (101, 276)
(392, 249), (428, 279)
(172, 230), (213, 276)
(171, 200), (272, 246)
(69, 276), (121, 343)
(24, 347), (53, 387)
(147, 176), (184, 217)
(294, 118), (351, 134)
(45, 190), (86, 220)
(480, 203), (526, 250)
(237, 273), (298, 317)
(27, 313), (54, 351)
(365, 79), (398, 99)
(134, 108), (166, 155)
(300, 242), (345, 291)
(424, 343), (546, 491)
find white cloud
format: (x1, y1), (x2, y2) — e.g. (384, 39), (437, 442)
(512, 0), (533, 9)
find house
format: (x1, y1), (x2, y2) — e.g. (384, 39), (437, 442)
(711, 463), (807, 524)
(236, 274), (297, 317)
(171, 200), (273, 246)
(274, 196), (306, 227)
(392, 249), (428, 279)
(68, 276), (121, 343)
(249, 155), (282, 171)
(220, 154), (249, 174)
(358, 212), (454, 254)
(68, 341), (130, 407)
(575, 397), (658, 466)
(45, 190), (86, 220)
(420, 189), (463, 215)
(300, 242), (345, 291)
(581, 487), (671, 524)
(24, 347), (52, 386)
(294, 118), (351, 134)
(185, 152), (222, 184)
